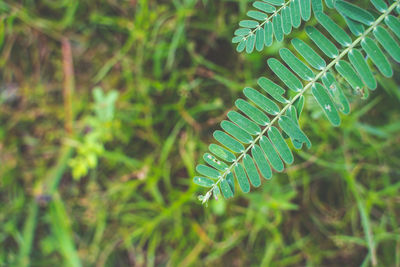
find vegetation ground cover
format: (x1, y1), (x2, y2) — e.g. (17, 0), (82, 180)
(0, 0), (399, 266)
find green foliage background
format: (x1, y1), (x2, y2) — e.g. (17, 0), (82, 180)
(0, 0), (399, 266)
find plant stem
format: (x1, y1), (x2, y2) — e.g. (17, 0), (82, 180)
(62, 38), (75, 136)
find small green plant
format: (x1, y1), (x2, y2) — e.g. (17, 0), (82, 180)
(194, 0), (400, 204)
(68, 87), (118, 179)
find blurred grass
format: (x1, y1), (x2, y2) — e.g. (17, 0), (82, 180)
(0, 0), (399, 266)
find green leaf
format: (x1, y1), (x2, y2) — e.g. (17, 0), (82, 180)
(385, 15), (400, 39)
(264, 21), (274, 46)
(293, 95), (305, 117)
(227, 111), (261, 135)
(348, 49), (377, 90)
(371, 0), (388, 13)
(247, 10), (268, 21)
(373, 25), (400, 62)
(209, 144), (236, 162)
(221, 120), (253, 144)
(236, 39), (246, 52)
(255, 27), (265, 51)
(246, 33), (256, 54)
(335, 60), (364, 92)
(244, 87), (280, 115)
(234, 163), (250, 193)
(252, 145), (272, 179)
(312, 83), (341, 126)
(260, 136), (284, 172)
(234, 28), (251, 36)
(264, 0), (285, 5)
(361, 37), (393, 78)
(243, 155), (261, 187)
(196, 164), (221, 179)
(282, 7), (292, 34)
(258, 77), (289, 104)
(235, 99), (270, 126)
(268, 126), (294, 164)
(335, 1), (374, 25)
(285, 106), (303, 149)
(342, 15), (365, 36)
(306, 26), (339, 58)
(253, 1), (276, 13)
(268, 58), (303, 92)
(322, 72), (351, 114)
(220, 179), (234, 199)
(232, 36), (244, 43)
(279, 48), (315, 81)
(278, 115), (312, 148)
(226, 172), (235, 194)
(292, 38), (326, 70)
(214, 130), (245, 153)
(203, 153), (229, 171)
(239, 20), (259, 28)
(300, 0), (311, 21)
(316, 12), (352, 47)
(311, 0), (324, 14)
(273, 13), (284, 42)
(291, 0), (302, 28)
(193, 176), (214, 187)
(213, 185), (221, 199)
(325, 0), (335, 8)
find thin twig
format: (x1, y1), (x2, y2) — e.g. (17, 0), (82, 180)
(62, 38), (75, 136)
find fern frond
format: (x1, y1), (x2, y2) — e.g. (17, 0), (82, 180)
(233, 0), (319, 53)
(196, 0), (400, 204)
